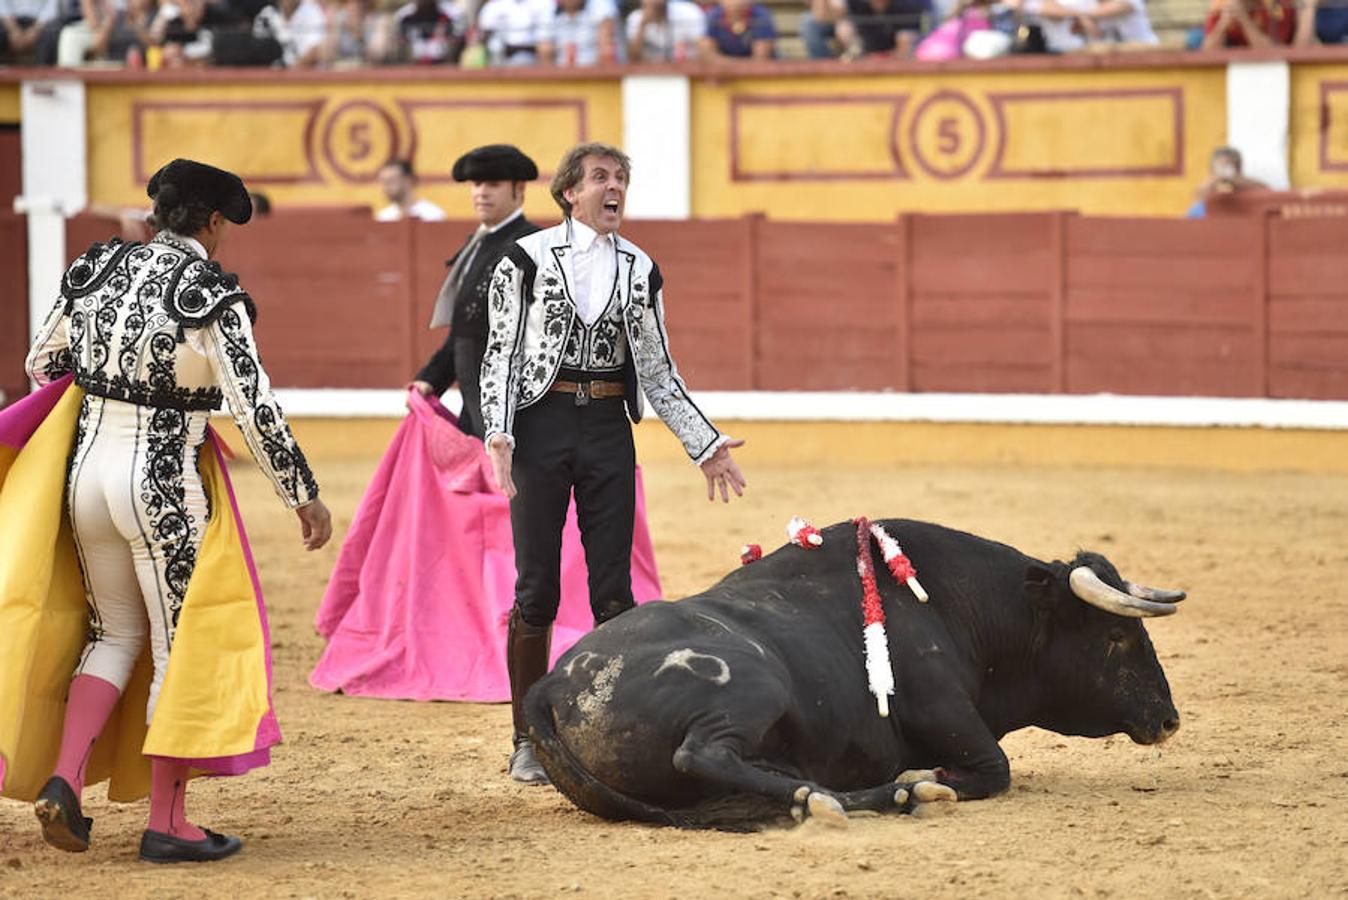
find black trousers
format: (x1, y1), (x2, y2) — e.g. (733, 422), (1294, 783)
(453, 334), (485, 439)
(510, 391), (635, 628)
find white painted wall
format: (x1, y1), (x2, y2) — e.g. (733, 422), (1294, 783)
(1226, 61), (1291, 190)
(620, 75), (691, 219)
(18, 79), (87, 343)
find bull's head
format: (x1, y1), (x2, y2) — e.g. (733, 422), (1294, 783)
(1024, 552), (1182, 746)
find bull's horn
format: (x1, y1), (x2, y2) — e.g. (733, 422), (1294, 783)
(1125, 581), (1186, 603)
(1069, 567), (1179, 618)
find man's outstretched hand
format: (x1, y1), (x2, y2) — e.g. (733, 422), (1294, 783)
(700, 439), (746, 503)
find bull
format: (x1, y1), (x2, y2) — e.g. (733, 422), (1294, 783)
(524, 519), (1183, 829)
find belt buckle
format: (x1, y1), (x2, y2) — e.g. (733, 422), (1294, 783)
(574, 382), (590, 407)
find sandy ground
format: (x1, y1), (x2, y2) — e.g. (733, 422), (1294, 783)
(2, 421), (1347, 899)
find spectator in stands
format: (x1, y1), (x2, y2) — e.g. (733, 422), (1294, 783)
(94, 0), (156, 60)
(393, 0), (462, 62)
(1201, 0), (1296, 46)
(0, 0), (56, 61)
(829, 0), (932, 58)
(209, 0), (287, 65)
(477, 0), (549, 64)
(30, 0), (79, 63)
(1294, 0), (1348, 43)
(1004, 0), (1158, 50)
(1186, 146), (1267, 217)
(800, 0), (841, 57)
(328, 0), (396, 63)
(626, 0), (705, 60)
(700, 0), (776, 57)
(266, 0), (330, 65)
(537, 0), (619, 64)
(375, 159), (448, 222)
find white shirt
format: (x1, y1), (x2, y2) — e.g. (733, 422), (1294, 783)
(0, 0), (58, 22)
(567, 218), (617, 327)
(283, 0), (328, 63)
(375, 198), (449, 222)
(625, 0), (705, 60)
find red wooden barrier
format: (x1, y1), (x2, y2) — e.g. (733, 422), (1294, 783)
(2, 210), (1345, 407)
(0, 214), (28, 405)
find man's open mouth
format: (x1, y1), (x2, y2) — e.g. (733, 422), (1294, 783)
(603, 200), (620, 213)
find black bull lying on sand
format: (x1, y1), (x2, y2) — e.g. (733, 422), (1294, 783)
(525, 519), (1184, 829)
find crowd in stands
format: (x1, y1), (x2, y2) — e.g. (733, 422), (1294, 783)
(1, 0), (1345, 67)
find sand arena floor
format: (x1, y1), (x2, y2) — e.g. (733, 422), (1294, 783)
(1, 419), (1346, 899)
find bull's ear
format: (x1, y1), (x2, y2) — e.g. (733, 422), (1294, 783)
(1024, 563), (1063, 610)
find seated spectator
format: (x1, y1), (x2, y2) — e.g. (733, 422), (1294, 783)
(0, 0), (57, 62)
(626, 0), (705, 61)
(31, 0), (79, 63)
(96, 0), (156, 61)
(252, 0), (328, 65)
(831, 0), (932, 58)
(209, 0), (287, 65)
(1201, 0), (1295, 47)
(1294, 0), (1348, 43)
(393, 0), (462, 62)
(375, 159), (448, 222)
(799, 0), (840, 56)
(1005, 0), (1157, 50)
(700, 0), (775, 58)
(327, 0), (397, 62)
(1186, 145), (1267, 218)
(477, 0), (549, 64)
(537, 0), (618, 64)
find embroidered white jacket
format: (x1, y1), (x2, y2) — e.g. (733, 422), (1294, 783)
(479, 221), (726, 465)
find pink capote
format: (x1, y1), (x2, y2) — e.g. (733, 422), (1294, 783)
(310, 391), (662, 702)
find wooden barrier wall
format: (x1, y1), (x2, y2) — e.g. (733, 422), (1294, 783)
(4, 211), (1347, 403)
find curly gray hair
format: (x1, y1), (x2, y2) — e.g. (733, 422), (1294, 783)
(550, 142), (632, 216)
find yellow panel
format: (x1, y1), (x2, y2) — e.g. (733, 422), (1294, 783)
(136, 102), (322, 184)
(734, 98), (901, 178)
(994, 91), (1180, 176)
(1290, 63), (1348, 191)
(691, 67), (1227, 221)
(85, 80), (623, 218)
(0, 84), (18, 124)
(404, 102), (587, 181)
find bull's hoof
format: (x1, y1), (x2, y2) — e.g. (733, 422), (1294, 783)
(895, 769), (939, 784)
(906, 780), (958, 819)
(912, 781), (957, 803)
(805, 792), (848, 827)
(893, 788), (909, 807)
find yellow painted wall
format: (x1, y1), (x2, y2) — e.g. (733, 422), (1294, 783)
(0, 84), (18, 124)
(1290, 62), (1348, 191)
(691, 67), (1227, 221)
(85, 79), (623, 217)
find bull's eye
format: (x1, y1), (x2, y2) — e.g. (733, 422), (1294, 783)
(1108, 628), (1127, 645)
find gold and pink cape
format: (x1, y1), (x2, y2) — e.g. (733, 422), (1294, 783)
(0, 376), (280, 803)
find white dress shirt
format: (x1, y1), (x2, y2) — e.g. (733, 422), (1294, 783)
(375, 198), (449, 222)
(567, 217), (617, 327)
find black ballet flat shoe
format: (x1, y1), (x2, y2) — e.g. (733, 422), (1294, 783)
(138, 828), (242, 864)
(34, 776), (93, 853)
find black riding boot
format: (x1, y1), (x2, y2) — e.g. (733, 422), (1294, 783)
(506, 608), (552, 785)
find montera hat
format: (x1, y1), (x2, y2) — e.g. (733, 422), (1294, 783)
(146, 158), (253, 225)
(451, 145), (539, 183)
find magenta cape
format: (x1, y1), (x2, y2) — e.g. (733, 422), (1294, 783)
(0, 377), (279, 802)
(310, 391), (663, 702)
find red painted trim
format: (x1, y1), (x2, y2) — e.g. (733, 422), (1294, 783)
(1320, 81), (1348, 174)
(6, 47), (1346, 86)
(984, 87), (1184, 180)
(131, 99), (324, 185)
(729, 94), (910, 182)
(904, 90), (985, 181)
(395, 97), (587, 183)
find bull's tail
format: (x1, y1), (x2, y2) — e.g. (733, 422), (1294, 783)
(525, 687), (794, 831)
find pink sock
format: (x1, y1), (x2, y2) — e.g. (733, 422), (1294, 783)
(147, 759), (206, 841)
(52, 675), (121, 798)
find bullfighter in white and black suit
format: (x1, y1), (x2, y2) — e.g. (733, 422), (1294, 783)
(479, 142), (747, 784)
(411, 145), (540, 438)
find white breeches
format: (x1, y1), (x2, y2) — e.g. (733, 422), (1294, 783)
(66, 396), (211, 722)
